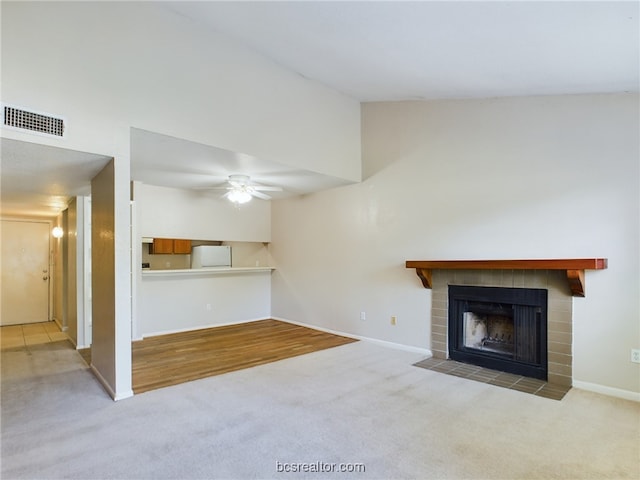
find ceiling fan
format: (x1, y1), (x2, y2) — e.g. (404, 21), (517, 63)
(209, 174), (283, 204)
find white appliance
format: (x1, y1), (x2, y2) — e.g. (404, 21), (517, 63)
(190, 245), (231, 268)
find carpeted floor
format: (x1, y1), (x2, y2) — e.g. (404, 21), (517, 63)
(1, 337), (639, 479)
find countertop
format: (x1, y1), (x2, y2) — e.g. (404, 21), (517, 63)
(141, 267), (275, 277)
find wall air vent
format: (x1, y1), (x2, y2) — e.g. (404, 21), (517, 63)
(3, 105), (65, 137)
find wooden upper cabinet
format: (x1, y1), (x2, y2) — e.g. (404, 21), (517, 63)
(150, 238), (173, 254)
(173, 239), (192, 254)
(150, 238), (192, 254)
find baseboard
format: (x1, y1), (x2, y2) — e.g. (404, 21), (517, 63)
(572, 380), (640, 402)
(53, 318), (68, 332)
(89, 365), (134, 402)
(66, 333), (90, 350)
(272, 316), (432, 356)
(139, 317), (270, 340)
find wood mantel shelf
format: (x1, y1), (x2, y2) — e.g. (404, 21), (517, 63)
(405, 259), (608, 297)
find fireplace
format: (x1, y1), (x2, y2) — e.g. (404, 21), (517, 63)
(406, 259), (608, 388)
(448, 285), (548, 380)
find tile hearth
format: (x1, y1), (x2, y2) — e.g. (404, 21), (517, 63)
(414, 357), (571, 400)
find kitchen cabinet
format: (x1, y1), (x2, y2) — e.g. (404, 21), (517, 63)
(150, 238), (173, 254)
(173, 239), (192, 254)
(150, 238), (192, 254)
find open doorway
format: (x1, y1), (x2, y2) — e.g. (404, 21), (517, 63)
(1, 138), (132, 400)
(1, 139), (109, 344)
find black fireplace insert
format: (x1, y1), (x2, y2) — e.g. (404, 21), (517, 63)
(448, 285), (548, 380)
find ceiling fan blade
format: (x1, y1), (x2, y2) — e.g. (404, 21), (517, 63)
(252, 185), (283, 192)
(192, 186), (232, 191)
(251, 190), (271, 200)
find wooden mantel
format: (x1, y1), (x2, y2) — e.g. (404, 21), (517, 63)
(405, 259), (608, 297)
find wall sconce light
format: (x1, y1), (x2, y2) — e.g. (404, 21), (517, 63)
(52, 226), (64, 238)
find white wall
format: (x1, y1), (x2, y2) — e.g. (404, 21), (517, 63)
(0, 1), (361, 182)
(138, 272), (271, 337)
(134, 183), (270, 242)
(65, 199), (78, 346)
(271, 93), (640, 395)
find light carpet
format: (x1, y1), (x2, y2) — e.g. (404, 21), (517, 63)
(1, 339), (639, 479)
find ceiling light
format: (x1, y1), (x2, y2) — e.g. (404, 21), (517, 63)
(52, 226), (64, 238)
(227, 188), (252, 204)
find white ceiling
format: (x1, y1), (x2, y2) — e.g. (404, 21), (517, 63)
(0, 139), (111, 218)
(166, 0), (639, 101)
(2, 0), (638, 219)
(130, 128), (353, 199)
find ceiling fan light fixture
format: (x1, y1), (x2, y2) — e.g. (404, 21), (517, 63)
(228, 174), (250, 187)
(227, 188), (252, 204)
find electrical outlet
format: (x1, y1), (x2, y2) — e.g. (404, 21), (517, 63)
(360, 311), (366, 321)
(631, 349), (640, 364)
(206, 303), (212, 311)
(391, 316), (397, 326)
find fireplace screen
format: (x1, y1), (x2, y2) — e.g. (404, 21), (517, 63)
(449, 285), (547, 380)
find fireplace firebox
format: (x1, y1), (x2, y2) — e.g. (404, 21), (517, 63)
(448, 285), (548, 380)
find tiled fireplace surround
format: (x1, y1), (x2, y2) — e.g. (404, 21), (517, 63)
(430, 269), (573, 386)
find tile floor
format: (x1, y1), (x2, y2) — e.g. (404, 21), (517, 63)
(0, 321), (69, 349)
(414, 357), (571, 400)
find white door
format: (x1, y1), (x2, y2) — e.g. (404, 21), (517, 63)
(1, 220), (51, 325)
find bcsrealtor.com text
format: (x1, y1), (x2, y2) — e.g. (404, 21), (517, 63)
(276, 461), (366, 473)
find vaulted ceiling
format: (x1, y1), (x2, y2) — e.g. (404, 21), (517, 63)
(2, 1), (638, 218)
(165, 1), (638, 101)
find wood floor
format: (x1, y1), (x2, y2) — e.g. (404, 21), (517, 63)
(128, 319), (356, 393)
